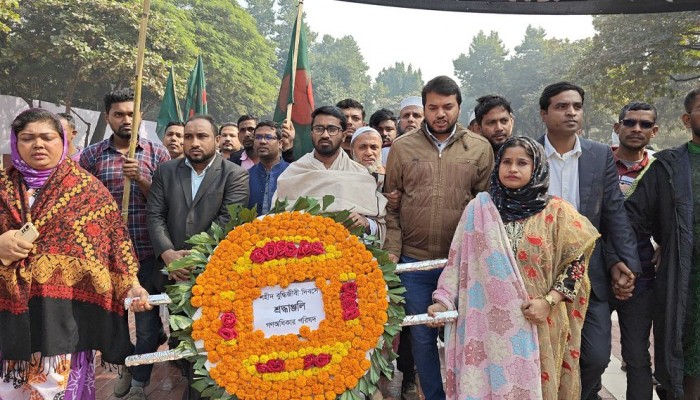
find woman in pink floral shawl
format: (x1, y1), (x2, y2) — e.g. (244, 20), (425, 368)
(429, 137), (599, 399)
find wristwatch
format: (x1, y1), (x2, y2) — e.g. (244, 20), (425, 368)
(542, 294), (557, 309)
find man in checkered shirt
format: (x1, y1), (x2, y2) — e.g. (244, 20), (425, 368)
(80, 88), (170, 400)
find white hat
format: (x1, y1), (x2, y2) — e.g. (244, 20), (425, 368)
(351, 126), (382, 144)
(399, 96), (422, 112)
(468, 111), (476, 123)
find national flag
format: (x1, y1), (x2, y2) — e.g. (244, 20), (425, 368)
(184, 55), (207, 118)
(155, 65), (183, 139)
(273, 9), (314, 159)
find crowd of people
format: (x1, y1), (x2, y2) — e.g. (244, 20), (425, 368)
(0, 75), (699, 400)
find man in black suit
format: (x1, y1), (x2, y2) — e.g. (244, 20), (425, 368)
(147, 114), (249, 399)
(537, 82), (641, 400)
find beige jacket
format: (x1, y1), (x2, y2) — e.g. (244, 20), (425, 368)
(384, 124), (494, 260)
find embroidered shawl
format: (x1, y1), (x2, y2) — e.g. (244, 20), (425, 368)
(433, 192), (598, 399)
(0, 159), (138, 365)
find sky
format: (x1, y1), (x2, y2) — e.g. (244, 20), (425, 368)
(302, 0), (596, 82)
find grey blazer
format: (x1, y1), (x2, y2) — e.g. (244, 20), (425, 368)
(147, 154), (249, 267)
(537, 135), (641, 301)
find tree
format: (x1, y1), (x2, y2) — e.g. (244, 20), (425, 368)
(372, 62), (423, 112)
(309, 34), (372, 109)
(246, 0), (276, 41)
(180, 0), (279, 121)
(505, 27), (587, 138)
(577, 12), (700, 112)
(453, 30), (508, 110)
(0, 0), (191, 113)
(0, 0), (18, 34)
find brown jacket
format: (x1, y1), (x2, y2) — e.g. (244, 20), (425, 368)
(384, 124), (494, 260)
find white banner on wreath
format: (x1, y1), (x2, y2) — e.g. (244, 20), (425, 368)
(253, 281), (325, 337)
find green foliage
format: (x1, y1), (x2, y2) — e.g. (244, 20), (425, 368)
(0, 0), (184, 112)
(371, 62), (423, 113)
(575, 12), (700, 147)
(0, 0), (18, 34)
(177, 0), (279, 121)
(310, 34), (372, 108)
(0, 0), (278, 127)
(453, 30), (508, 104)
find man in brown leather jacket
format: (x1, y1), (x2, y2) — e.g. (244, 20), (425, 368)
(384, 75), (494, 400)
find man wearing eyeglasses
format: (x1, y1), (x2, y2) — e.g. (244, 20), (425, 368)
(274, 105), (388, 245)
(609, 101), (659, 400)
(248, 120), (289, 215)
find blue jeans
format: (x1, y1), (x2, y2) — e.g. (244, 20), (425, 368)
(399, 255), (445, 400)
(131, 256), (166, 384)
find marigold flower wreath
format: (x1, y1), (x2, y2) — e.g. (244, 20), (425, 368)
(167, 196), (406, 400)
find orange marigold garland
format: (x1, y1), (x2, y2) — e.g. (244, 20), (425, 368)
(167, 198), (405, 400)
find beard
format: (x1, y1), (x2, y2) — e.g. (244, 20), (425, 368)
(426, 119), (456, 135)
(314, 139), (341, 157)
(112, 125), (133, 139)
(186, 148), (216, 165)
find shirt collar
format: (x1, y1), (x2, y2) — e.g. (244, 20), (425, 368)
(544, 134), (582, 158)
(612, 146), (650, 170)
(424, 124), (457, 145)
(184, 156), (216, 175)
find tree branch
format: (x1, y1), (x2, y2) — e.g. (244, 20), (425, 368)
(669, 74), (700, 82)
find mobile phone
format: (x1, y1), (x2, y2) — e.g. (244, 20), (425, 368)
(1, 222), (39, 266)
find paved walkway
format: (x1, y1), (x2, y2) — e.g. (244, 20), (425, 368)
(96, 311), (650, 399)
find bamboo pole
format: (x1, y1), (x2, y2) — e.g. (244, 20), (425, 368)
(122, 0), (151, 222)
(285, 0), (304, 122)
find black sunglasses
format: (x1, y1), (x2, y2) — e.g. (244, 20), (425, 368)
(621, 118), (655, 130)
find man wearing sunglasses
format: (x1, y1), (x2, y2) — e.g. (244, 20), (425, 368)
(248, 120), (289, 215)
(611, 101), (659, 400)
(274, 105), (388, 245)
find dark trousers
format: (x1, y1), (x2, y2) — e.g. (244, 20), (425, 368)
(131, 256), (167, 384)
(610, 288), (654, 400)
(580, 292), (613, 400)
(396, 327), (415, 381)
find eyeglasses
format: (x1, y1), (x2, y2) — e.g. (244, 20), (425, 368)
(254, 134), (278, 141)
(621, 119), (655, 130)
(311, 125), (342, 136)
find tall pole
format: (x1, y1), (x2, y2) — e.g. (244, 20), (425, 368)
(122, 0), (151, 222)
(285, 0), (304, 121)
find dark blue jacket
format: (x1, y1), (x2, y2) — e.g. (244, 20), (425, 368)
(247, 160), (290, 214)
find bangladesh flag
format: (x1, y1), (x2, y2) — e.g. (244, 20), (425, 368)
(184, 55), (207, 118)
(273, 12), (314, 160)
(155, 65), (183, 139)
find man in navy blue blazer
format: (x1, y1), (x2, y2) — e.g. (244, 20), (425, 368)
(536, 82), (641, 400)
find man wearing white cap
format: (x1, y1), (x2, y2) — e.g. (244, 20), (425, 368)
(351, 126), (385, 175)
(397, 96), (424, 136)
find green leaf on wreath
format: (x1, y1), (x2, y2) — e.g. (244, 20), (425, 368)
(321, 195), (335, 211)
(169, 315), (193, 330)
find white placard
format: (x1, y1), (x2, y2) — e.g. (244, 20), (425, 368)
(253, 281), (325, 337)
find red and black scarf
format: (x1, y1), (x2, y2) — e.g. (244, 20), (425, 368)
(0, 160), (138, 364)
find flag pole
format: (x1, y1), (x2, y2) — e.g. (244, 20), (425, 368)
(122, 0), (151, 222)
(285, 0), (304, 121)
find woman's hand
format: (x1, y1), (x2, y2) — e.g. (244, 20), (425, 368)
(521, 298), (550, 325)
(126, 284), (153, 313)
(0, 230), (33, 265)
(427, 303), (448, 328)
